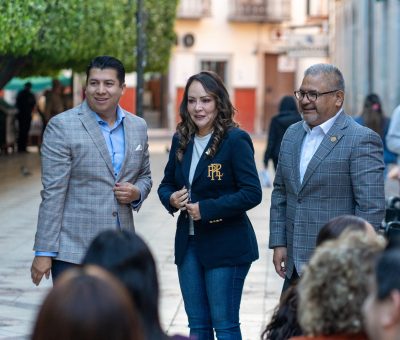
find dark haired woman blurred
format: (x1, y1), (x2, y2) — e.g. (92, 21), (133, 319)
(158, 71), (262, 339)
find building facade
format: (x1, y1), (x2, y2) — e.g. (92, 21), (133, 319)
(330, 0), (400, 116)
(167, 0), (329, 133)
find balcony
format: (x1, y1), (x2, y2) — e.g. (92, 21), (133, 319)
(176, 0), (211, 20)
(229, 0), (291, 23)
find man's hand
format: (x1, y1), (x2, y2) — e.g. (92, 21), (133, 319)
(31, 256), (52, 286)
(273, 247), (287, 279)
(113, 182), (140, 204)
(169, 187), (189, 210)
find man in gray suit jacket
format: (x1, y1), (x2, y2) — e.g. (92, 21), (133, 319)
(31, 56), (152, 285)
(269, 64), (385, 291)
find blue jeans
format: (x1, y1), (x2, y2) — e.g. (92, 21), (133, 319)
(178, 238), (251, 340)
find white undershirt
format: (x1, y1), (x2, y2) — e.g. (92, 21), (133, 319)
(188, 133), (212, 235)
(299, 109), (342, 182)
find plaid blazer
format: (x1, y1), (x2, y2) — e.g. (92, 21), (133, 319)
(269, 112), (385, 278)
(34, 101), (152, 263)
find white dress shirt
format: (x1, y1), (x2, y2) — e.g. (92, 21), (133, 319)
(299, 109), (343, 182)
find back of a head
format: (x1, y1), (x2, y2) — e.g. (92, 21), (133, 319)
(375, 249), (400, 301)
(298, 230), (385, 336)
(278, 96), (298, 114)
(32, 266), (143, 340)
(262, 284), (302, 340)
(83, 230), (161, 336)
(316, 215), (372, 246)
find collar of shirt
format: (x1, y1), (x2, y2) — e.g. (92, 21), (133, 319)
(91, 105), (126, 129)
(302, 108), (343, 135)
(90, 106), (126, 178)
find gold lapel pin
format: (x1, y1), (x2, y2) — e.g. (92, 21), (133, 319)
(330, 136), (337, 142)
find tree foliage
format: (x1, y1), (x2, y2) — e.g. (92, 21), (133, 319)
(0, 0), (178, 88)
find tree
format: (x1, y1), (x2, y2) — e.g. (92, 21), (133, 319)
(0, 0), (178, 89)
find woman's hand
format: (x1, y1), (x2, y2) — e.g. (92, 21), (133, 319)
(186, 202), (201, 221)
(169, 187), (189, 210)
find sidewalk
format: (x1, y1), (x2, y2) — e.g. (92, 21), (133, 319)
(0, 135), (282, 339)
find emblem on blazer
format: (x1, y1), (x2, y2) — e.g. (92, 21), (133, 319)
(330, 136), (337, 142)
(208, 163), (223, 181)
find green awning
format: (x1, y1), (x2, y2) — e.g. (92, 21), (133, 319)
(4, 76), (71, 92)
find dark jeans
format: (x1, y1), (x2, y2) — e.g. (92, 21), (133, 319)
(177, 238), (251, 340)
(51, 259), (80, 284)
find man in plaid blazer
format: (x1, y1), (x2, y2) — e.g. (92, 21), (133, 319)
(31, 56), (152, 285)
(269, 64), (385, 290)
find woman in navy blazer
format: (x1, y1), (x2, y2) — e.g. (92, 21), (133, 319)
(158, 71), (262, 339)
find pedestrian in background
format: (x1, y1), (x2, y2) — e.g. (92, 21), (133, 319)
(30, 55), (152, 286)
(355, 93), (397, 170)
(16, 82), (36, 152)
(158, 71), (262, 339)
(269, 63), (385, 292)
(264, 95), (301, 170)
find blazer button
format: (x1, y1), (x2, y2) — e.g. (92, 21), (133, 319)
(297, 198), (302, 204)
(112, 211), (118, 217)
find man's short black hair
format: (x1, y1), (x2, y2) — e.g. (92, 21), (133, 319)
(86, 56), (125, 85)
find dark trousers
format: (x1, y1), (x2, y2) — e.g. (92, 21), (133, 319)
(51, 259), (80, 284)
(281, 267), (300, 296)
(17, 115), (31, 152)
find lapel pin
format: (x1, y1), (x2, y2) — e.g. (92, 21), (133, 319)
(330, 136), (337, 142)
(205, 148), (211, 156)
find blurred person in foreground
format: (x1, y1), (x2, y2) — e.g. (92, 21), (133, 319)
(83, 229), (190, 340)
(31, 55), (152, 285)
(269, 63), (385, 292)
(362, 248), (400, 340)
(262, 215), (376, 340)
(31, 265), (144, 340)
(158, 71), (262, 339)
(264, 95), (301, 170)
(290, 230), (385, 340)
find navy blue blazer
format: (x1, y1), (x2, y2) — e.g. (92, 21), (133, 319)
(158, 127), (262, 268)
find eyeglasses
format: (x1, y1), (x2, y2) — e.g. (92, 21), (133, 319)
(294, 89), (340, 102)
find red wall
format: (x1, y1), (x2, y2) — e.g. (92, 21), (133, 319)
(176, 87), (185, 123)
(234, 88), (256, 133)
(119, 87), (136, 114)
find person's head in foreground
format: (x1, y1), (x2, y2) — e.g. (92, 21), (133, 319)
(83, 229), (167, 340)
(362, 248), (400, 340)
(316, 214), (376, 246)
(31, 265), (143, 340)
(292, 230), (385, 339)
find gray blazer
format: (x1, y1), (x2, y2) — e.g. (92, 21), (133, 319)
(34, 101), (152, 263)
(269, 112), (385, 278)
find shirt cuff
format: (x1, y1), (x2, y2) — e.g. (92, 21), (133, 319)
(35, 251), (58, 257)
(131, 192), (142, 209)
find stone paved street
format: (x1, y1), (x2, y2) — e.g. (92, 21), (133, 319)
(0, 133), (282, 340)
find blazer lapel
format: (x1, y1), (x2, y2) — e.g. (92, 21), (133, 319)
(293, 126), (306, 192)
(299, 112), (348, 191)
(117, 111), (135, 180)
(181, 137), (194, 189)
(78, 101), (115, 176)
